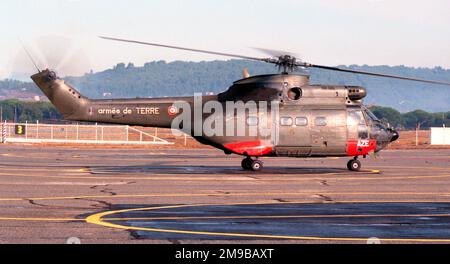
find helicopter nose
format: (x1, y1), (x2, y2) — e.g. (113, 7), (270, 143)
(390, 129), (399, 142)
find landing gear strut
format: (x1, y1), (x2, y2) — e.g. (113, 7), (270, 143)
(241, 157), (263, 171)
(347, 157), (361, 171)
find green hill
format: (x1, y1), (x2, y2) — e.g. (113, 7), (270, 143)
(2, 60), (449, 112)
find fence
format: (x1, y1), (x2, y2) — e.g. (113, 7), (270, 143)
(0, 122), (174, 145)
(1, 121), (5, 143)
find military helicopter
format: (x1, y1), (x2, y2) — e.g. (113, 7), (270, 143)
(30, 36), (450, 171)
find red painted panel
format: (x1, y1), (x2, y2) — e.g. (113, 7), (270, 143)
(224, 140), (273, 156)
(347, 139), (377, 156)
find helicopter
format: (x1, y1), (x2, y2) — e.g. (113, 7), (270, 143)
(29, 36), (450, 172)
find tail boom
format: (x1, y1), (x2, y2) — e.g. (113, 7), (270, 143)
(31, 69), (193, 128)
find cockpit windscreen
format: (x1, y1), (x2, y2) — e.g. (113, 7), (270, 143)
(362, 106), (380, 122)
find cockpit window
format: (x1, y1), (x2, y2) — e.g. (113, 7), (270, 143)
(348, 109), (369, 139)
(347, 110), (366, 126)
(362, 106), (380, 122)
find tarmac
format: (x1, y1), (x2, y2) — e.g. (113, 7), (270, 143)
(0, 144), (449, 244)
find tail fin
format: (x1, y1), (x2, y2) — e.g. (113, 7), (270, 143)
(31, 69), (90, 120)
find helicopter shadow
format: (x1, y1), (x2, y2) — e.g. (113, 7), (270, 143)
(87, 164), (350, 176)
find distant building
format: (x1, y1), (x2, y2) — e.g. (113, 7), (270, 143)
(431, 127), (450, 145)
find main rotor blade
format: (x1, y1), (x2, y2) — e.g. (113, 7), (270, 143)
(100, 36), (268, 62)
(100, 36), (450, 86)
(19, 39), (41, 73)
(301, 63), (450, 86)
(252, 47), (300, 58)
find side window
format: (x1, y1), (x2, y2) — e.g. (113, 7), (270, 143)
(348, 110), (369, 139)
(314, 117), (327, 126)
(280, 117), (293, 126)
(247, 116), (258, 126)
(295, 117), (308, 126)
(347, 110), (366, 126)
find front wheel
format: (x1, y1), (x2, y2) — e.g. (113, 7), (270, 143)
(251, 160), (263, 171)
(347, 159), (361, 171)
(241, 158), (253, 170)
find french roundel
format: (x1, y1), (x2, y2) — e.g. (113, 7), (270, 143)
(168, 106), (178, 116)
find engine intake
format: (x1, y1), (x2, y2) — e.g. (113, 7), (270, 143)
(346, 86), (367, 101)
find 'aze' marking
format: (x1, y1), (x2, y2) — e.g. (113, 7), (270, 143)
(357, 140), (370, 147)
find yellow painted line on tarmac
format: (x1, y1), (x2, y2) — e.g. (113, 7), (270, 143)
(0, 167), (91, 173)
(0, 217), (82, 222)
(336, 174), (450, 180)
(1, 192), (450, 202)
(85, 201), (450, 243)
(1, 171), (450, 182)
(368, 165), (448, 171)
(0, 197), (25, 201)
(8, 192), (450, 201)
(0, 193), (208, 202)
(0, 172), (259, 181)
(2, 165), (444, 172)
(0, 172), (338, 181)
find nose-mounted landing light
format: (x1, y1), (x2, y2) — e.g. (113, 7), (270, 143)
(390, 129), (399, 142)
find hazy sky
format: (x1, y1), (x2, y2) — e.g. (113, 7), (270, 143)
(1, 0), (449, 79)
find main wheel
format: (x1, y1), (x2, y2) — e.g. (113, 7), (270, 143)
(347, 159), (361, 171)
(250, 160), (263, 171)
(241, 158), (253, 170)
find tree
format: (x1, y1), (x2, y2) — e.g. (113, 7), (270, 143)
(369, 106), (404, 128)
(0, 100), (62, 122)
(402, 110), (433, 129)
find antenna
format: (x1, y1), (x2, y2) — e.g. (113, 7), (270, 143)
(19, 38), (41, 73)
